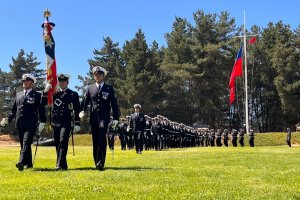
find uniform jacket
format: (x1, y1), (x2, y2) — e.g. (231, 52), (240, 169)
(52, 88), (80, 127)
(8, 90), (46, 129)
(128, 112), (146, 133)
(81, 83), (119, 124)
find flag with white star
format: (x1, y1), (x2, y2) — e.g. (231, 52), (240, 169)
(42, 21), (57, 105)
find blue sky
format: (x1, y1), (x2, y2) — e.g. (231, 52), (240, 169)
(0, 0), (299, 90)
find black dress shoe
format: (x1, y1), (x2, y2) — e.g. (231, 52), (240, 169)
(96, 162), (104, 171)
(16, 162), (24, 171)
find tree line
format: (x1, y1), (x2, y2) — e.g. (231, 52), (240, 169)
(0, 10), (299, 134)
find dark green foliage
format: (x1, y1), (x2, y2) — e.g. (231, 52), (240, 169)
(0, 10), (299, 133)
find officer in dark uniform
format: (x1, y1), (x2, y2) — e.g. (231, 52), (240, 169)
(210, 129), (215, 147)
(286, 128), (291, 147)
(223, 129), (229, 147)
(127, 104), (146, 154)
(249, 129), (255, 147)
(108, 117), (119, 151)
(80, 66), (119, 171)
(3, 74), (46, 171)
(231, 129), (238, 147)
(216, 129), (222, 147)
(118, 118), (128, 150)
(238, 129), (245, 147)
(126, 115), (134, 150)
(50, 74), (81, 170)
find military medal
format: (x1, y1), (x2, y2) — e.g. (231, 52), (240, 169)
(102, 92), (109, 100)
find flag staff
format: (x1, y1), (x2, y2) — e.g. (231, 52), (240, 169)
(243, 11), (250, 135)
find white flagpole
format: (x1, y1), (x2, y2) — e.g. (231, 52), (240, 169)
(243, 11), (249, 135)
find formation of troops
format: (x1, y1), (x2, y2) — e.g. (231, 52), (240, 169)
(0, 65), (294, 172)
(109, 114), (256, 153)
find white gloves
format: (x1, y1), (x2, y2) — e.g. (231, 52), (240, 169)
(112, 120), (119, 129)
(79, 111), (85, 119)
(74, 125), (81, 133)
(0, 118), (8, 126)
(44, 80), (52, 93)
(38, 123), (45, 134)
(126, 127), (130, 132)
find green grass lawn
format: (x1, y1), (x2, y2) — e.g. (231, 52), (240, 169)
(0, 145), (299, 199)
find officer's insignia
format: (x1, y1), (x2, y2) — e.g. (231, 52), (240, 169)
(102, 92), (109, 100)
(54, 98), (62, 106)
(27, 97), (35, 104)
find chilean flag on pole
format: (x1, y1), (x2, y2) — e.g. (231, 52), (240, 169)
(229, 45), (243, 105)
(42, 21), (57, 105)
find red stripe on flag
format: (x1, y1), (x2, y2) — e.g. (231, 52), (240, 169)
(249, 37), (256, 44)
(47, 60), (57, 105)
(229, 45), (243, 105)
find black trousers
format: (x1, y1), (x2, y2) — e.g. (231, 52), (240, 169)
(91, 122), (109, 166)
(18, 128), (35, 167)
(232, 137), (238, 147)
(286, 137), (291, 147)
(249, 137), (254, 147)
(239, 137), (244, 147)
(108, 132), (114, 150)
(53, 126), (71, 169)
(134, 131), (144, 153)
(119, 133), (127, 150)
(224, 137), (229, 147)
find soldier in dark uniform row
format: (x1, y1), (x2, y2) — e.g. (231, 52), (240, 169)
(238, 129), (245, 147)
(216, 129), (222, 147)
(118, 118), (128, 150)
(223, 129), (229, 147)
(286, 128), (291, 147)
(127, 104), (146, 154)
(231, 129), (238, 147)
(79, 66), (119, 171)
(249, 129), (255, 147)
(1, 74), (46, 171)
(46, 74), (81, 170)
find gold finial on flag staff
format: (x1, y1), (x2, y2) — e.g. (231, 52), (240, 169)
(44, 8), (51, 21)
(43, 8), (52, 42)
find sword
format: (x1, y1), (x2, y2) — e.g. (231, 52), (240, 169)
(32, 130), (41, 167)
(70, 103), (75, 156)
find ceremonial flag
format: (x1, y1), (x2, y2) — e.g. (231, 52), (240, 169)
(248, 37), (256, 44)
(42, 18), (57, 105)
(229, 45), (243, 105)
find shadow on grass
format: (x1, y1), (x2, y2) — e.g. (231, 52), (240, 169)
(33, 166), (169, 172)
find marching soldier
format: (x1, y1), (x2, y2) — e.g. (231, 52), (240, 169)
(216, 129), (222, 147)
(210, 129), (215, 147)
(231, 129), (238, 147)
(118, 118), (128, 150)
(249, 129), (255, 147)
(80, 66), (119, 171)
(286, 128), (291, 147)
(126, 115), (134, 150)
(47, 74), (81, 170)
(238, 129), (245, 147)
(127, 104), (146, 154)
(108, 117), (120, 151)
(0, 74), (46, 171)
(223, 129), (229, 147)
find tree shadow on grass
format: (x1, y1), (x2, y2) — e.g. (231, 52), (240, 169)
(71, 166), (169, 171)
(33, 166), (169, 172)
